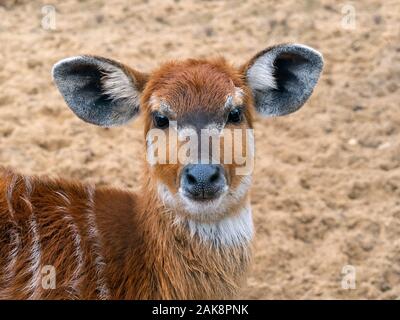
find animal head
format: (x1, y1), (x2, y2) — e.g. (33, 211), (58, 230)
(52, 44), (323, 222)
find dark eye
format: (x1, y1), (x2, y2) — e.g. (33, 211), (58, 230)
(227, 108), (243, 124)
(153, 112), (169, 129)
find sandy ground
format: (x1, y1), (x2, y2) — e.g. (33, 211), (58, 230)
(0, 0), (399, 299)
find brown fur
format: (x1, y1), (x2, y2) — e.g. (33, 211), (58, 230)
(0, 57), (256, 299)
(0, 167), (250, 299)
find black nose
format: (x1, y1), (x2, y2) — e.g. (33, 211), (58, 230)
(181, 164), (226, 200)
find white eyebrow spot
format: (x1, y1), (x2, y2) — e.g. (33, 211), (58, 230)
(149, 94), (158, 109)
(149, 94), (176, 116)
(224, 87), (244, 110)
(160, 101), (175, 115)
(233, 87), (244, 104)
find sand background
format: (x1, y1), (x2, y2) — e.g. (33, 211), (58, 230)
(0, 0), (399, 299)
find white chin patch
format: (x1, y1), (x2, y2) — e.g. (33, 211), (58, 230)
(157, 176), (253, 246)
(182, 206), (253, 247)
(157, 176), (251, 219)
(177, 186), (228, 218)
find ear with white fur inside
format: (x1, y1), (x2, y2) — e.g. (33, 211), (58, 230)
(245, 44), (324, 117)
(52, 55), (147, 127)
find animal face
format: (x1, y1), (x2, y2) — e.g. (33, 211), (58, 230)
(52, 44), (323, 222)
(141, 59), (255, 222)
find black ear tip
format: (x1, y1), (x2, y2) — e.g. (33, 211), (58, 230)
(52, 59), (64, 82)
(290, 44), (324, 70)
(247, 43), (324, 117)
(52, 56), (88, 81)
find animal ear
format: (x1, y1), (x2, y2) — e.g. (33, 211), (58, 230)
(52, 55), (148, 127)
(244, 44), (323, 117)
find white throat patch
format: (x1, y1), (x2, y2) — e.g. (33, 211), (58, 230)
(157, 176), (253, 247)
(182, 206), (253, 247)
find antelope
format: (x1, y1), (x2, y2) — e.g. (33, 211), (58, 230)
(0, 43), (323, 299)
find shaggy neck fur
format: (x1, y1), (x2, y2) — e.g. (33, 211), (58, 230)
(0, 168), (253, 300)
(111, 171), (253, 299)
